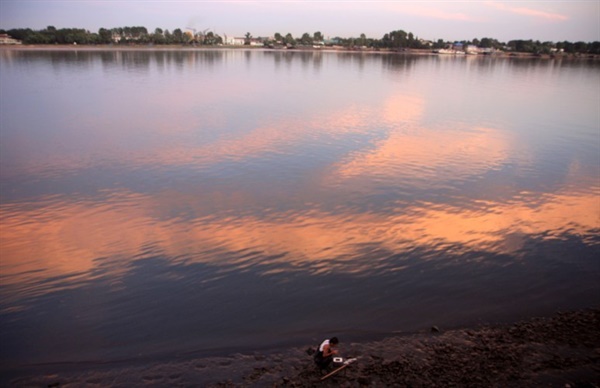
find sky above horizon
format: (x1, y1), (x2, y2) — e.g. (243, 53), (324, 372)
(1, 1), (598, 43)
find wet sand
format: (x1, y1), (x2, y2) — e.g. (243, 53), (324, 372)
(5, 308), (599, 387)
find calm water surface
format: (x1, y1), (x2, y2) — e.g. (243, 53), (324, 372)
(1, 49), (599, 368)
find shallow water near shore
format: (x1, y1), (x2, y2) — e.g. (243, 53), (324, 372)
(0, 49), (599, 372)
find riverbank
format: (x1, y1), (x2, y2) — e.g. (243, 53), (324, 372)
(4, 308), (598, 387)
(1, 44), (599, 60)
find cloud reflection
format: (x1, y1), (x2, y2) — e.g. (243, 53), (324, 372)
(2, 181), (597, 301)
(2, 57), (598, 313)
(326, 93), (515, 192)
(2, 87), (598, 291)
(335, 126), (513, 182)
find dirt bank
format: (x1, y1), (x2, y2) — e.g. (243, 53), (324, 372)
(4, 309), (599, 387)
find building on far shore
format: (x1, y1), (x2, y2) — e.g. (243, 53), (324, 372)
(465, 45), (480, 54)
(0, 34), (22, 45)
(222, 34), (269, 46)
(223, 35), (245, 45)
(419, 39), (433, 48)
(248, 38), (265, 46)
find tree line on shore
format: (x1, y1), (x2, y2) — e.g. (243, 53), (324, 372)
(2, 25), (599, 55)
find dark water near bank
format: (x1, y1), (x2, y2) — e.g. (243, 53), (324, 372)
(1, 49), (598, 369)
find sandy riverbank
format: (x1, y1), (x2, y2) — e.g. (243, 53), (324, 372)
(4, 308), (599, 387)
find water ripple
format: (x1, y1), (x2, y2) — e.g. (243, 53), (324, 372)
(1, 50), (598, 367)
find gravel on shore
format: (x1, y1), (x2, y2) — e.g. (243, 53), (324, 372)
(5, 309), (599, 387)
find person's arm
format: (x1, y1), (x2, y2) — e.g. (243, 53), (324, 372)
(322, 344), (337, 357)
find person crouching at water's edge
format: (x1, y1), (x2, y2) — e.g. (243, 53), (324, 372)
(314, 337), (339, 369)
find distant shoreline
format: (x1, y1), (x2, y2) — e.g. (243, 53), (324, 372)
(2, 44), (599, 60)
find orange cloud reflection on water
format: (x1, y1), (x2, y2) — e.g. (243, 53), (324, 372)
(382, 94), (425, 124)
(334, 126), (513, 184)
(3, 92), (375, 181)
(2, 91), (598, 299)
(1, 184), (598, 294)
(314, 92), (520, 204)
(330, 94), (513, 183)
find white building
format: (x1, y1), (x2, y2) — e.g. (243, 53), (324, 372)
(0, 34), (22, 45)
(465, 45), (480, 54)
(223, 35), (246, 45)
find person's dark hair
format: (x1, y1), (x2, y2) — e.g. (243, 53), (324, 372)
(330, 337), (339, 344)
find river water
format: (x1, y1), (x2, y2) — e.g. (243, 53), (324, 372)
(0, 49), (598, 369)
